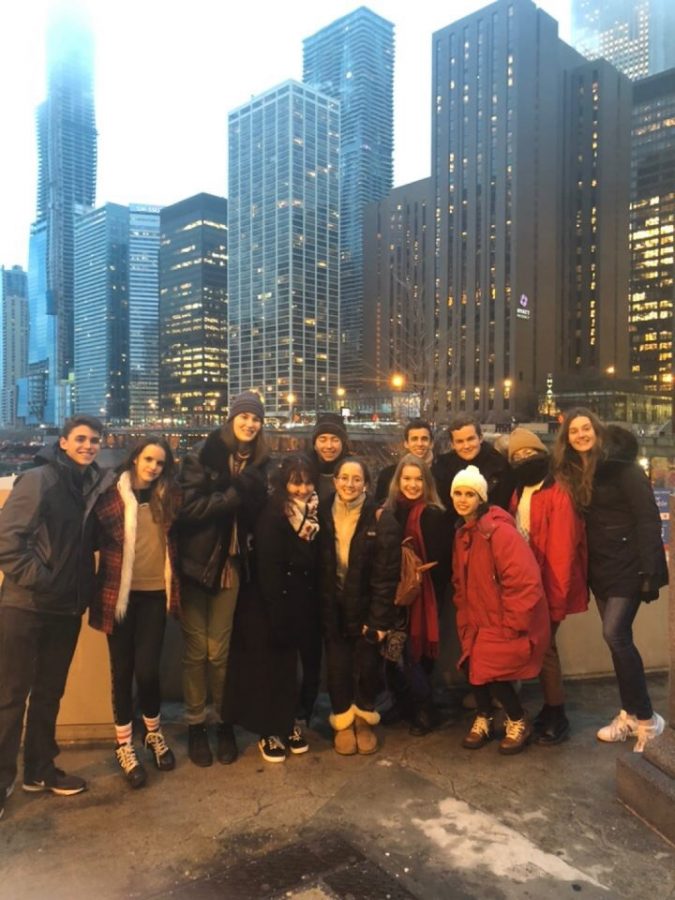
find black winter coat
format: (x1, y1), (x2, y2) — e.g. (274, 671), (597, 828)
(433, 442), (514, 524)
(585, 426), (668, 602)
(319, 495), (400, 639)
(175, 429), (269, 591)
(379, 504), (452, 605)
(0, 444), (113, 615)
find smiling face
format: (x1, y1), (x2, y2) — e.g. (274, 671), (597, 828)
(452, 486), (481, 520)
(334, 461), (366, 502)
(314, 433), (343, 463)
(567, 416), (597, 455)
(450, 425), (482, 461)
(59, 426), (102, 467)
(399, 464), (424, 501)
(404, 427), (432, 460)
(232, 412), (262, 443)
(287, 477), (315, 503)
(133, 444), (166, 489)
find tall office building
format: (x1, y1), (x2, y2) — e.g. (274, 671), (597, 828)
(630, 68), (675, 415)
(0, 266), (29, 428)
(362, 179), (433, 408)
(431, 0), (631, 421)
(128, 205), (161, 423)
(22, 9), (97, 424)
(304, 8), (394, 389)
(571, 0), (675, 80)
(159, 194), (228, 425)
(74, 204), (129, 421)
(228, 82), (340, 417)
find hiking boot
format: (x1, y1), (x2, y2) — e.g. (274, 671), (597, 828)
(114, 743), (147, 789)
(258, 736), (286, 763)
(499, 717), (532, 755)
(286, 723), (309, 755)
(596, 709), (638, 743)
(535, 706), (570, 747)
(634, 712), (665, 753)
(216, 723), (238, 765)
(188, 723), (213, 767)
(144, 730), (176, 771)
(354, 717), (378, 754)
(334, 725), (357, 755)
(462, 714), (493, 749)
(23, 764), (87, 796)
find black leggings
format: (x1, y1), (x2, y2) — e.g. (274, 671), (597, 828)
(107, 590), (167, 725)
(472, 681), (523, 721)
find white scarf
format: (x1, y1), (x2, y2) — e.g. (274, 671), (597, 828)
(286, 491), (320, 541)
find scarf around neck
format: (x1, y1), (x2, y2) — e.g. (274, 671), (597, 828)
(286, 491), (320, 541)
(397, 497), (439, 662)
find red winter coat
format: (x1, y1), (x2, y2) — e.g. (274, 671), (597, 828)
(509, 479), (589, 622)
(452, 506), (550, 685)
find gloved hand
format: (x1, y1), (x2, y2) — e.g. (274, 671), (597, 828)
(233, 465), (267, 497)
(638, 575), (660, 603)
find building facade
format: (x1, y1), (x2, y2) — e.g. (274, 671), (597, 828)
(158, 193), (228, 425)
(128, 205), (161, 424)
(228, 82), (339, 417)
(304, 8), (394, 389)
(0, 266), (29, 428)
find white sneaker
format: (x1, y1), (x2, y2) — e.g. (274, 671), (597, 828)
(596, 709), (639, 743)
(634, 712), (665, 753)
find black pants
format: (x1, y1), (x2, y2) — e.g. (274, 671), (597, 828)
(0, 606), (81, 791)
(472, 681), (523, 721)
(325, 634), (383, 716)
(386, 652), (435, 716)
(297, 609), (322, 722)
(106, 591), (167, 726)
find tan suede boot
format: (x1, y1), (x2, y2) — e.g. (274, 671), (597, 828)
(329, 706), (357, 756)
(354, 707), (380, 754)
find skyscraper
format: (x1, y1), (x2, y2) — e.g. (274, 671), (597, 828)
(0, 266), (29, 428)
(128, 205), (161, 424)
(228, 81), (340, 417)
(571, 0), (675, 80)
(304, 8), (394, 389)
(159, 193), (228, 425)
(23, 8), (97, 424)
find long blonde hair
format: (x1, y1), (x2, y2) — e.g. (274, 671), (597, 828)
(384, 454), (444, 510)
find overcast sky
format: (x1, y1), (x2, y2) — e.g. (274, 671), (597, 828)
(0, 0), (571, 271)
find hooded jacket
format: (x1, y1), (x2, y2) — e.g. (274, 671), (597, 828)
(0, 443), (112, 615)
(585, 425), (668, 601)
(452, 506), (550, 685)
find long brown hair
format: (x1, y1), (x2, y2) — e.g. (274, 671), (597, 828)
(384, 454), (444, 511)
(219, 419), (268, 466)
(121, 436), (181, 526)
(551, 407), (605, 510)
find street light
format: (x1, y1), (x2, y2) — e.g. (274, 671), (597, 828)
(390, 373), (405, 390)
(287, 392), (296, 424)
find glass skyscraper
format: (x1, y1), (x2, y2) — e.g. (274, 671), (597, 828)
(303, 8), (394, 390)
(228, 81), (340, 417)
(128, 205), (161, 424)
(0, 266), (29, 427)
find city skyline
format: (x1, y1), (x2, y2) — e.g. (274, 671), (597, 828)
(1, 0), (571, 272)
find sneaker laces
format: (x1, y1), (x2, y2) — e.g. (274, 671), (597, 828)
(504, 717), (527, 740)
(145, 730), (169, 758)
(267, 736), (286, 751)
(470, 715), (492, 737)
(605, 710), (637, 740)
(116, 743), (140, 774)
(289, 724), (303, 743)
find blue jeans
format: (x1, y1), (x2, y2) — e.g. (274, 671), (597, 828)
(595, 595), (653, 720)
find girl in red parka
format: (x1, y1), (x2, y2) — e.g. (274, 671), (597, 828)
(508, 428), (588, 746)
(90, 436), (181, 788)
(451, 465), (550, 755)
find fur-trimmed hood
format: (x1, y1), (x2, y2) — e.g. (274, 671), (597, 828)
(601, 425), (638, 466)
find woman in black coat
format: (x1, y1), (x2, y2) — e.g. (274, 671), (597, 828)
(222, 454), (320, 763)
(552, 409), (668, 752)
(319, 457), (400, 755)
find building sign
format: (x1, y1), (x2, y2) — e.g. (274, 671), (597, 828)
(516, 293), (531, 321)
(654, 489), (671, 550)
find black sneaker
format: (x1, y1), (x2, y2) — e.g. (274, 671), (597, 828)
(258, 736), (286, 763)
(286, 723), (309, 755)
(0, 782), (12, 821)
(216, 723), (238, 765)
(144, 730), (176, 771)
(188, 723), (213, 767)
(115, 743), (147, 789)
(23, 765), (87, 796)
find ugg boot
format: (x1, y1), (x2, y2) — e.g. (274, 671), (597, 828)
(354, 707), (380, 754)
(329, 706), (357, 755)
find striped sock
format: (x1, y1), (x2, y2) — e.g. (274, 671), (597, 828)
(143, 714), (161, 734)
(115, 721), (133, 746)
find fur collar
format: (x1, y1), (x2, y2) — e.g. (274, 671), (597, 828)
(199, 429), (233, 474)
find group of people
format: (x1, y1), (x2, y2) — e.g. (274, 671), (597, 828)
(0, 395), (668, 819)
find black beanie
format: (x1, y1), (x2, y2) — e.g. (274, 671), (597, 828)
(312, 412), (348, 446)
(227, 390), (265, 422)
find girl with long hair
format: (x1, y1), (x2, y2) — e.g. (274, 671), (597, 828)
(551, 409), (667, 752)
(90, 436), (181, 788)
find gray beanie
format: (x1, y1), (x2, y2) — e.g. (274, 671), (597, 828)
(227, 390), (265, 422)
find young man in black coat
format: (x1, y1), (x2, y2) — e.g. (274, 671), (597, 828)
(0, 415), (111, 820)
(374, 418), (436, 503)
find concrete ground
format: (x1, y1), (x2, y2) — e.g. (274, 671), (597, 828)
(1, 675), (673, 900)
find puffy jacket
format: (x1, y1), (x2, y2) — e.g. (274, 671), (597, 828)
(433, 441), (514, 521)
(318, 495), (400, 638)
(0, 444), (112, 616)
(585, 426), (668, 602)
(175, 429), (269, 592)
(510, 477), (588, 622)
(452, 506), (550, 685)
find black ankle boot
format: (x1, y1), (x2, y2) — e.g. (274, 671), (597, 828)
(188, 724), (213, 767)
(216, 723), (238, 765)
(535, 705), (570, 746)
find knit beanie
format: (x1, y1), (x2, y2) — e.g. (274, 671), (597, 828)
(451, 465), (488, 502)
(227, 390), (265, 422)
(507, 427), (546, 462)
(312, 412), (348, 446)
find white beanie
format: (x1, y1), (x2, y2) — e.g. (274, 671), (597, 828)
(451, 465), (488, 503)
